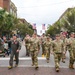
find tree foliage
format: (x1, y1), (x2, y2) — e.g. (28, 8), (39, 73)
(46, 7), (75, 36)
(0, 9), (34, 36)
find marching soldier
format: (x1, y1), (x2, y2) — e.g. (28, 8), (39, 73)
(8, 34), (21, 69)
(68, 32), (75, 69)
(51, 34), (65, 72)
(29, 33), (40, 70)
(41, 33), (46, 57)
(24, 34), (30, 56)
(44, 36), (52, 63)
(60, 34), (68, 63)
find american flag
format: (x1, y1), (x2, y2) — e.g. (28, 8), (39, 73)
(42, 24), (45, 30)
(32, 23), (36, 29)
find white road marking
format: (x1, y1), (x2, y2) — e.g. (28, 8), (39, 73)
(0, 57), (46, 60)
(0, 65), (68, 68)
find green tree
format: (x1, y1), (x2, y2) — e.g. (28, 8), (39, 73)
(46, 7), (75, 35)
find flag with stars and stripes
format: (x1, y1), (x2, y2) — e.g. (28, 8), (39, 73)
(42, 24), (45, 30)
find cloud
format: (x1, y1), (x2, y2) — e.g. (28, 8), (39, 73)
(11, 0), (75, 35)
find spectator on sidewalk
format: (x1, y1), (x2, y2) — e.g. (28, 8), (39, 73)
(3, 36), (9, 56)
(8, 34), (21, 69)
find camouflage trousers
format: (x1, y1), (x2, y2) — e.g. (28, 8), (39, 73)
(45, 49), (50, 60)
(25, 45), (30, 56)
(41, 44), (45, 55)
(62, 47), (67, 59)
(69, 50), (75, 65)
(54, 53), (62, 68)
(30, 50), (38, 67)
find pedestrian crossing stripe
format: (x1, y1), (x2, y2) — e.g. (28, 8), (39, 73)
(0, 57), (46, 60)
(0, 65), (68, 68)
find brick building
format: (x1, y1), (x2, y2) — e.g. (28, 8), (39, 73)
(0, 0), (10, 12)
(0, 0), (17, 17)
(10, 1), (17, 17)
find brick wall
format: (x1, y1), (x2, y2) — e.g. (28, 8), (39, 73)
(0, 0), (10, 12)
(0, 0), (4, 7)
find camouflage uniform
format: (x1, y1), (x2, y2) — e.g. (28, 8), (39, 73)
(52, 35), (65, 72)
(44, 36), (52, 63)
(29, 36), (40, 69)
(61, 36), (68, 63)
(68, 37), (75, 69)
(41, 35), (46, 55)
(24, 37), (30, 56)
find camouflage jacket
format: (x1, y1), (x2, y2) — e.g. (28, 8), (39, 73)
(52, 39), (65, 53)
(44, 39), (52, 50)
(41, 36), (46, 44)
(29, 37), (40, 51)
(68, 37), (75, 50)
(24, 37), (30, 46)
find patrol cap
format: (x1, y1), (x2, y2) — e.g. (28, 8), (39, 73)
(47, 36), (50, 39)
(70, 32), (75, 35)
(55, 34), (60, 37)
(47, 34), (50, 37)
(42, 33), (45, 35)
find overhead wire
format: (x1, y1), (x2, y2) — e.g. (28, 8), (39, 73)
(17, 0), (74, 8)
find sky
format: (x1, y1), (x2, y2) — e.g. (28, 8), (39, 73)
(11, 0), (75, 35)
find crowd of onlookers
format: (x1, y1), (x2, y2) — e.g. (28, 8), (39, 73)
(0, 35), (22, 57)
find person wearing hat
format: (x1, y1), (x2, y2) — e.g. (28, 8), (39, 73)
(51, 34), (65, 72)
(68, 32), (75, 69)
(44, 36), (52, 63)
(8, 34), (21, 69)
(41, 33), (46, 57)
(24, 34), (30, 56)
(60, 33), (68, 63)
(29, 33), (40, 70)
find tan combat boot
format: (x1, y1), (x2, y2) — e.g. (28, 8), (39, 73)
(69, 64), (74, 69)
(47, 60), (49, 63)
(8, 66), (13, 69)
(69, 64), (71, 68)
(56, 68), (59, 72)
(35, 66), (39, 70)
(71, 64), (74, 69)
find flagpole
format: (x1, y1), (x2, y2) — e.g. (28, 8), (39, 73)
(42, 24), (46, 34)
